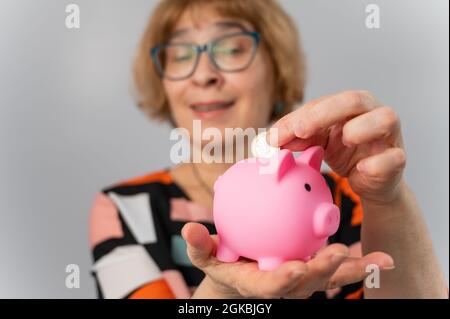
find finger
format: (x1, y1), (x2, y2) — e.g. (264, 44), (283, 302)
(297, 90), (380, 139)
(182, 222), (307, 298)
(181, 222), (215, 269)
(231, 260), (308, 298)
(266, 96), (328, 147)
(206, 258), (308, 299)
(268, 90), (379, 147)
(302, 244), (349, 280)
(342, 106), (401, 147)
(325, 252), (395, 290)
(279, 128), (330, 152)
(356, 147), (407, 180)
(285, 244), (349, 298)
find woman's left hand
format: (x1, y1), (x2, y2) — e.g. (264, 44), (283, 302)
(268, 90), (406, 204)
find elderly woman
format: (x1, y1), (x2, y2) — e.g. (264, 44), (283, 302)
(88, 0), (447, 299)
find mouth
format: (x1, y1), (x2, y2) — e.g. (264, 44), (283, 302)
(190, 100), (235, 119)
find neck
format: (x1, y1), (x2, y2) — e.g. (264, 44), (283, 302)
(191, 161), (233, 191)
(188, 139), (249, 190)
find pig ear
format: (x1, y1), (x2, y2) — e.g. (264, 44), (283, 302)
(297, 146), (324, 172)
(276, 149), (296, 181)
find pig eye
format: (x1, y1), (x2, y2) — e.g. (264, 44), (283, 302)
(304, 183), (311, 192)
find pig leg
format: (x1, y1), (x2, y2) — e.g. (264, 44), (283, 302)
(257, 257), (284, 271)
(216, 244), (240, 263)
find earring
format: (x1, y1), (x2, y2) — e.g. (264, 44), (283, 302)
(274, 101), (285, 115)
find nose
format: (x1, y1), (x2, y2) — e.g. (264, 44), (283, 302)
(313, 203), (340, 238)
(190, 49), (222, 87)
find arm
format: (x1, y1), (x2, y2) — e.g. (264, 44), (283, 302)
(268, 90), (448, 299)
(89, 191), (183, 299)
(362, 181), (447, 298)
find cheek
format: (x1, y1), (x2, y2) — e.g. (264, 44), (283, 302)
(252, 53), (275, 105)
(228, 57), (274, 120)
(164, 81), (189, 116)
(163, 81), (182, 106)
(163, 81), (193, 129)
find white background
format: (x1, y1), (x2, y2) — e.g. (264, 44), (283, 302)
(0, 0), (448, 297)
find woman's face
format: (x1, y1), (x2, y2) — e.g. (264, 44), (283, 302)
(163, 6), (275, 148)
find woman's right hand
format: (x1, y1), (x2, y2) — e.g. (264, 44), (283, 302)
(182, 222), (394, 299)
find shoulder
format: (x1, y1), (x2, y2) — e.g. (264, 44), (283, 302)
(88, 169), (180, 250)
(102, 169), (174, 194)
(96, 169), (184, 209)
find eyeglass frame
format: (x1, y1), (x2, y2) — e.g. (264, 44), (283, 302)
(150, 31), (261, 81)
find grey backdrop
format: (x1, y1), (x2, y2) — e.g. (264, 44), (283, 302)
(0, 0), (448, 298)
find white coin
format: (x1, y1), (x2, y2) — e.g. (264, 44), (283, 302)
(251, 131), (280, 158)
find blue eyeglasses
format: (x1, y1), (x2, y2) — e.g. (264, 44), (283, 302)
(150, 31), (260, 80)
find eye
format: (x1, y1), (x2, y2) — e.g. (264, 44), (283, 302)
(304, 183), (311, 192)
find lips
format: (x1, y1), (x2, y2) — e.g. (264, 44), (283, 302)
(190, 100), (235, 112)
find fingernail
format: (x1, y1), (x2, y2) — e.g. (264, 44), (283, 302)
(381, 265), (396, 271)
(331, 252), (348, 262)
(294, 123), (306, 138)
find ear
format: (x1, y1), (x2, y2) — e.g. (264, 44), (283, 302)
(276, 149), (296, 182)
(296, 146), (324, 172)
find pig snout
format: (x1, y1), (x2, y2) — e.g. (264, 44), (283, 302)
(313, 203), (340, 238)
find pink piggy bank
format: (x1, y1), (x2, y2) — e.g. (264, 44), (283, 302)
(213, 146), (340, 271)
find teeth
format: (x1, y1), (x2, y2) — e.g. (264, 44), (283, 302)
(192, 102), (232, 112)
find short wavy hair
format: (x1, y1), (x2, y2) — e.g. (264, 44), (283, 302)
(133, 0), (306, 124)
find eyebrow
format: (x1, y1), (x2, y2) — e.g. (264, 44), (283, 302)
(169, 20), (250, 41)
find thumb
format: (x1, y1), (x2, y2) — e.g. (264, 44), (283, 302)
(181, 222), (215, 269)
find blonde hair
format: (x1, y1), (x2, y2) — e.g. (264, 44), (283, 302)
(133, 0), (306, 124)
